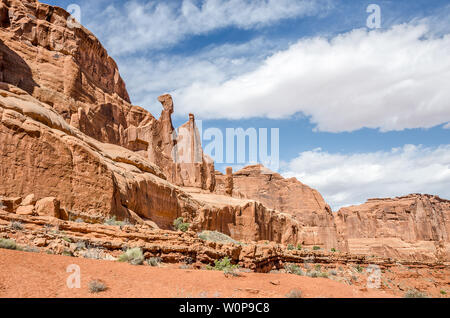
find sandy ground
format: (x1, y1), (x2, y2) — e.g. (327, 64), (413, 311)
(0, 249), (395, 298)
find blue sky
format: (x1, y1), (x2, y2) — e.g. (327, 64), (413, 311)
(44, 0), (450, 209)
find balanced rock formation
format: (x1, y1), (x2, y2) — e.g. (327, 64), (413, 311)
(335, 194), (450, 262)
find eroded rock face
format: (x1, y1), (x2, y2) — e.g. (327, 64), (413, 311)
(0, 0), (215, 191)
(335, 194), (450, 262)
(216, 165), (338, 249)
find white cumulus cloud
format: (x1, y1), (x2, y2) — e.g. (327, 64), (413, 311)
(282, 144), (450, 210)
(86, 0), (329, 55)
(173, 23), (450, 132)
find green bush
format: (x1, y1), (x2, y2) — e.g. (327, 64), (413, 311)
(287, 244), (295, 251)
(440, 290), (447, 295)
(284, 263), (304, 276)
(355, 265), (363, 273)
(312, 246), (321, 251)
(207, 257), (238, 272)
(118, 247), (144, 265)
(0, 238), (18, 250)
(331, 248), (337, 252)
(173, 217), (190, 232)
(297, 244), (302, 250)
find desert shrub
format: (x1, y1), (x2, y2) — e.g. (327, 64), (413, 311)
(22, 246), (40, 253)
(329, 269), (338, 276)
(207, 257), (238, 272)
(286, 289), (302, 298)
(307, 270), (319, 278)
(62, 249), (74, 257)
(147, 257), (162, 267)
(0, 238), (18, 250)
(118, 247), (144, 265)
(297, 244), (302, 250)
(223, 267), (242, 278)
(82, 248), (104, 260)
(440, 290), (447, 295)
(89, 280), (107, 293)
(284, 263), (304, 276)
(197, 231), (239, 244)
(10, 221), (23, 231)
(287, 244), (295, 251)
(312, 246), (321, 251)
(320, 271), (329, 278)
(104, 216), (132, 227)
(62, 237), (72, 243)
(354, 265), (363, 273)
(404, 289), (429, 298)
(173, 217), (190, 232)
(331, 248), (337, 252)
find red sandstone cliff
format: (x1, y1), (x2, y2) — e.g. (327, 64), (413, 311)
(0, 0), (448, 263)
(335, 194), (450, 262)
(0, 0), (214, 190)
(215, 165), (338, 249)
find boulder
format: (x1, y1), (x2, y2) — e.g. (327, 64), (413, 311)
(21, 194), (36, 206)
(35, 197), (61, 219)
(0, 197), (22, 212)
(16, 205), (34, 216)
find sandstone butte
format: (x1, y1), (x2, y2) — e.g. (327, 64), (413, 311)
(0, 0), (449, 271)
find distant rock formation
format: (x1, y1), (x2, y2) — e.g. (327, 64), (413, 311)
(335, 194), (450, 262)
(215, 165), (338, 249)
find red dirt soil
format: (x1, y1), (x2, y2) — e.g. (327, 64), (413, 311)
(0, 249), (395, 298)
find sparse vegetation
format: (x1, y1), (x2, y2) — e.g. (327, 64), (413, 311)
(286, 289), (302, 298)
(207, 257), (238, 272)
(331, 248), (337, 252)
(62, 249), (74, 257)
(173, 217), (190, 232)
(355, 265), (363, 273)
(9, 221), (23, 231)
(62, 237), (72, 243)
(89, 280), (107, 293)
(287, 244), (295, 251)
(104, 216), (132, 227)
(440, 290), (447, 295)
(297, 244), (302, 250)
(118, 247), (144, 265)
(198, 231), (239, 244)
(404, 289), (429, 298)
(223, 267), (242, 278)
(329, 269), (338, 276)
(0, 238), (18, 250)
(284, 263), (304, 276)
(82, 248), (103, 260)
(147, 257), (162, 267)
(22, 246), (40, 253)
(312, 246), (321, 251)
